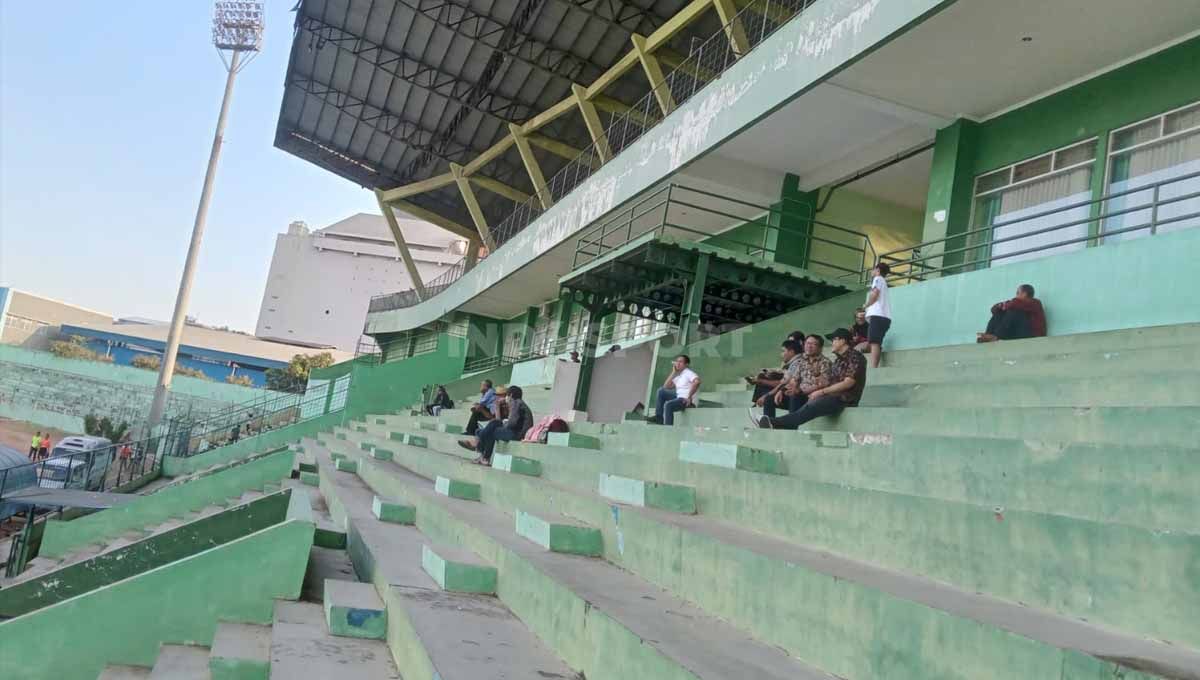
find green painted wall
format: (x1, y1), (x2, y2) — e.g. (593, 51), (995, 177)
(43, 450), (295, 558)
(0, 499), (312, 680)
(161, 413), (340, 476)
(648, 291), (863, 395)
(884, 226), (1200, 350)
(342, 334), (468, 421)
(0, 492), (290, 618)
(814, 188), (924, 273)
(922, 37), (1200, 253)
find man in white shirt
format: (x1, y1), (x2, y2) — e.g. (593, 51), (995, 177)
(863, 262), (892, 368)
(647, 354), (701, 426)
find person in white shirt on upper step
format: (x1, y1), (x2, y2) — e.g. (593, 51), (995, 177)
(863, 261), (892, 368)
(647, 354), (701, 426)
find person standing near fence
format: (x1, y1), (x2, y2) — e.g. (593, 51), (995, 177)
(29, 432), (42, 459)
(38, 435), (51, 460)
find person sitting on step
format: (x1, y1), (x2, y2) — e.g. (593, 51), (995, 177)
(744, 330), (805, 404)
(426, 385), (453, 416)
(977, 283), (1046, 343)
(647, 354), (701, 426)
(752, 334), (833, 423)
(851, 308), (870, 352)
(458, 385), (533, 466)
(753, 328), (866, 430)
(464, 379), (498, 437)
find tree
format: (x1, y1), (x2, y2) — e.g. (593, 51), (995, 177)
(83, 414), (130, 443)
(265, 352), (335, 393)
(226, 374), (253, 386)
(130, 353), (211, 380)
(48, 335), (113, 363)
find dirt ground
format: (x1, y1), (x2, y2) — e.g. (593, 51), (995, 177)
(0, 417), (79, 455)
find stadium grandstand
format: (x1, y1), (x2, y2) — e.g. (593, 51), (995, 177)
(4, 1), (1200, 678)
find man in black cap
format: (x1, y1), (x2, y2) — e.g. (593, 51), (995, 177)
(752, 327), (867, 429)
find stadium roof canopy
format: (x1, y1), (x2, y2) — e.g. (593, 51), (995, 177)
(276, 0), (721, 232)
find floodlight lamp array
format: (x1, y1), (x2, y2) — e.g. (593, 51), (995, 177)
(213, 1), (265, 51)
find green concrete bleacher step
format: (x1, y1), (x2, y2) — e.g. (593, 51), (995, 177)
(421, 544), (497, 593)
(858, 372), (1200, 408)
(880, 322), (1200, 368)
(209, 622), (271, 680)
(673, 405), (1200, 448)
(321, 434), (1200, 679)
(389, 431), (427, 447)
(546, 432), (600, 449)
(679, 441), (785, 475)
(434, 476), (481, 501)
(598, 473), (697, 513)
(320, 442), (837, 680)
(96, 664), (152, 679)
(148, 643), (210, 679)
(270, 600), (401, 679)
(299, 471), (319, 486)
(307, 442), (577, 680)
(515, 508), (603, 556)
(372, 495), (416, 524)
(335, 458), (359, 474)
(491, 452), (542, 477)
(324, 578), (387, 640)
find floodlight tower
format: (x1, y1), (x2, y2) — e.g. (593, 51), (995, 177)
(148, 2), (264, 430)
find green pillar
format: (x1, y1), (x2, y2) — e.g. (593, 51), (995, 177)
(1085, 135), (1110, 245)
(677, 253), (710, 347)
(553, 296), (573, 353)
(572, 306), (608, 411)
(773, 173), (818, 268)
(921, 119), (980, 275)
(518, 306), (538, 357)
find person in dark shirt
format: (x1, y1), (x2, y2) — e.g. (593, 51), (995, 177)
(851, 308), (870, 352)
(754, 328), (866, 430)
(426, 386), (453, 416)
(744, 330), (805, 403)
(460, 385), (533, 465)
(978, 284), (1046, 342)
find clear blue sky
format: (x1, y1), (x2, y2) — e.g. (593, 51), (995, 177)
(0, 1), (379, 332)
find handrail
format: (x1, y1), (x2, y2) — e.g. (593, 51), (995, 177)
(873, 168), (1200, 284)
(366, 0), (821, 315)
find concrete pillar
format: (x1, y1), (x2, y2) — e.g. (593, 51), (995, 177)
(572, 307), (608, 411)
(772, 173), (818, 269)
(677, 253), (710, 346)
(921, 119), (980, 275)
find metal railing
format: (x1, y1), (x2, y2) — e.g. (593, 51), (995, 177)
(875, 169), (1200, 284)
(164, 374), (352, 458)
(572, 184), (876, 280)
(367, 0), (821, 314)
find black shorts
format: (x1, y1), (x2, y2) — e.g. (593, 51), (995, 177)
(867, 315), (891, 344)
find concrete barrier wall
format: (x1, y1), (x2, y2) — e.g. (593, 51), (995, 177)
(885, 228), (1200, 351)
(0, 510), (313, 680)
(41, 450), (295, 558)
(160, 413), (340, 477)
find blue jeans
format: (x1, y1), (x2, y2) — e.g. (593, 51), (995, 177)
(654, 387), (688, 426)
(476, 419), (518, 460)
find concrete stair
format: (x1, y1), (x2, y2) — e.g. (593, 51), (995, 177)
(149, 644), (210, 679)
(316, 398), (1200, 680)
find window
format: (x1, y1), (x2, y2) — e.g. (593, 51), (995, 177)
(970, 139), (1097, 267)
(1104, 100), (1200, 242)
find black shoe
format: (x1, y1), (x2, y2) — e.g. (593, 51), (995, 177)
(757, 416), (772, 429)
(644, 416), (660, 425)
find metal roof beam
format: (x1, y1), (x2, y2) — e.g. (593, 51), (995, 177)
(377, 190), (427, 299)
(296, 15), (542, 122)
(288, 74), (530, 188)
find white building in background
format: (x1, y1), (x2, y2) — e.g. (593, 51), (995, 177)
(255, 213), (465, 353)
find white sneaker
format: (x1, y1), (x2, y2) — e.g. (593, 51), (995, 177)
(746, 408), (761, 428)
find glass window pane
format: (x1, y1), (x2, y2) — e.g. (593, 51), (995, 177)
(976, 168), (1011, 194)
(1054, 141), (1096, 169)
(1164, 102), (1200, 135)
(1012, 154), (1053, 183)
(1112, 119), (1160, 151)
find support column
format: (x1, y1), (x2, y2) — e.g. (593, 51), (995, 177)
(572, 305), (608, 412)
(519, 306), (539, 357)
(712, 0), (750, 57)
(464, 235), (482, 270)
(921, 119), (980, 276)
(376, 191), (426, 299)
(631, 34), (675, 116)
(554, 295), (574, 353)
(510, 124), (553, 210)
(773, 174), (818, 269)
(572, 84), (612, 163)
(450, 162), (496, 250)
(677, 253), (710, 347)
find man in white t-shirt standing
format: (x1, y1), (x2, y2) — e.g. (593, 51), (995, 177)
(864, 262), (892, 368)
(648, 354), (701, 426)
